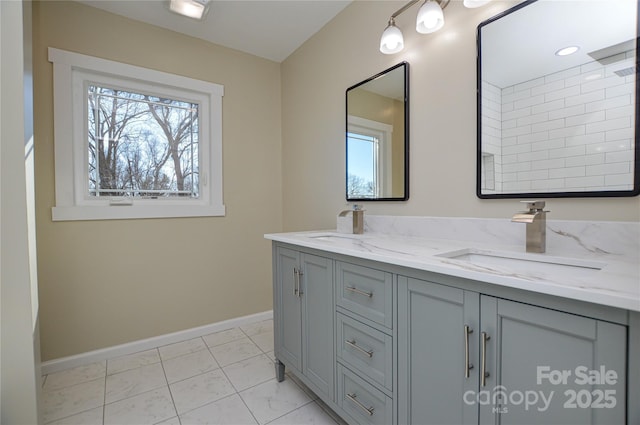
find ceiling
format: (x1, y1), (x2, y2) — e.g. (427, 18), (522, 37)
(482, 0), (637, 88)
(76, 0), (352, 63)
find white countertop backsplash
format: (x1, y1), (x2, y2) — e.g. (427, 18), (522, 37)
(266, 215), (640, 312)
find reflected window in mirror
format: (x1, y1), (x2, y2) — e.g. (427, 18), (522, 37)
(346, 62), (409, 201)
(477, 0), (639, 198)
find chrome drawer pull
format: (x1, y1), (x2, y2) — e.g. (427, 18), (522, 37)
(345, 339), (373, 358)
(346, 393), (374, 416)
(464, 325), (474, 378)
(481, 331), (490, 387)
(346, 286), (373, 298)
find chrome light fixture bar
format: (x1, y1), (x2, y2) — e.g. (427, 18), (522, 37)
(380, 0), (490, 54)
(169, 0), (210, 20)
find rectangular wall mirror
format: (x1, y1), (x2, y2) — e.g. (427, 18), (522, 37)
(477, 0), (639, 198)
(346, 62), (409, 201)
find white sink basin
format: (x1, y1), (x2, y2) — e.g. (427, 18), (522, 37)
(304, 232), (363, 241)
(436, 248), (606, 277)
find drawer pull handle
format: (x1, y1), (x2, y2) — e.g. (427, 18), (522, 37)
(346, 393), (374, 416)
(345, 339), (373, 358)
(464, 325), (474, 378)
(346, 286), (373, 298)
(481, 331), (490, 387)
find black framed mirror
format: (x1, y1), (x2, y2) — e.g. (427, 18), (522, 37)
(477, 0), (639, 199)
(346, 62), (409, 201)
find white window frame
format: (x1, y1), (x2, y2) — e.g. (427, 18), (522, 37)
(347, 115), (393, 197)
(49, 47), (225, 221)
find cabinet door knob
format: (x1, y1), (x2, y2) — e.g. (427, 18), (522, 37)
(464, 325), (474, 378)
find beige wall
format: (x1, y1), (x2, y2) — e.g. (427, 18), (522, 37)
(33, 1), (282, 361)
(281, 0), (640, 232)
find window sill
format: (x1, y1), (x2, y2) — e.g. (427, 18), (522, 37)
(52, 204), (226, 221)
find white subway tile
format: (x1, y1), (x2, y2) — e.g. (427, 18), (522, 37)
(565, 175), (605, 188)
(502, 118), (517, 129)
(503, 161), (531, 173)
(586, 162), (630, 176)
(586, 140), (632, 155)
(585, 94), (631, 113)
(606, 127), (634, 142)
(502, 86), (514, 95)
(565, 110), (605, 127)
(518, 131), (549, 145)
(606, 83), (634, 98)
(532, 138), (565, 152)
(503, 125), (531, 138)
(518, 170), (549, 181)
(565, 90), (604, 107)
(503, 89), (532, 104)
(531, 99), (565, 114)
(606, 149), (634, 164)
(565, 132), (604, 146)
(531, 158), (565, 170)
(606, 104), (634, 120)
(605, 173), (634, 187)
(502, 172), (518, 182)
(518, 150), (549, 162)
(514, 77), (545, 92)
(549, 166), (585, 178)
(503, 107), (531, 121)
(517, 112), (549, 126)
(503, 144), (531, 156)
(545, 85), (580, 102)
(586, 116), (631, 133)
(503, 181), (531, 191)
(531, 179), (566, 190)
(581, 75), (625, 93)
(549, 145), (587, 159)
(502, 154), (518, 164)
(549, 125), (585, 139)
(565, 153), (604, 167)
(514, 95), (546, 109)
(580, 61), (604, 74)
(532, 118), (566, 133)
(548, 104), (585, 120)
(531, 79), (564, 96)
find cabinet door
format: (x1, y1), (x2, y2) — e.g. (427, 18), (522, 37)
(301, 254), (335, 399)
(274, 247), (302, 371)
(398, 276), (480, 425)
(480, 297), (626, 425)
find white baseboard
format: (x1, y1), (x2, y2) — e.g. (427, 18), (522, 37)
(41, 310), (273, 375)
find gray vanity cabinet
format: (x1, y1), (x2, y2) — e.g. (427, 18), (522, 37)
(397, 276), (480, 425)
(480, 297), (626, 425)
(273, 246), (335, 400)
(398, 276), (627, 425)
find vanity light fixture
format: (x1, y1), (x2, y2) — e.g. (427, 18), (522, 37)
(555, 45), (580, 56)
(380, 0), (491, 54)
(169, 0), (210, 20)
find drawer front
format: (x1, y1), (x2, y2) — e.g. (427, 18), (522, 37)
(336, 262), (393, 328)
(337, 313), (392, 392)
(337, 364), (393, 425)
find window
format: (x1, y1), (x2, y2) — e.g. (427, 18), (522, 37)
(346, 116), (393, 199)
(49, 48), (224, 220)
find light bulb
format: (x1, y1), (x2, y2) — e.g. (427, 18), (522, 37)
(380, 22), (404, 54)
(463, 0), (491, 8)
(416, 1), (444, 34)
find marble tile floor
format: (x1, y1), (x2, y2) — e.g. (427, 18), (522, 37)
(41, 320), (345, 425)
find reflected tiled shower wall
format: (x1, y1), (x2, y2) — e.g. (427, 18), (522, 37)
(481, 50), (635, 193)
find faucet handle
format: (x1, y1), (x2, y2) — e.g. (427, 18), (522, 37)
(520, 200), (546, 211)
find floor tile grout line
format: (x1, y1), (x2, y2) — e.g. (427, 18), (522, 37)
(158, 347), (181, 425)
(262, 398), (317, 425)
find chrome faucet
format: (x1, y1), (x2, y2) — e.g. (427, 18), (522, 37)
(511, 201), (549, 253)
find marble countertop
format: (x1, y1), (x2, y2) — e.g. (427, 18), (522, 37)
(265, 230), (640, 312)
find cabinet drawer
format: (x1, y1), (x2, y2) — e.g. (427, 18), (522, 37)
(337, 313), (392, 392)
(337, 364), (393, 425)
(336, 262), (393, 328)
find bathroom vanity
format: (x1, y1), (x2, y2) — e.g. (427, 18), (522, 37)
(266, 217), (639, 425)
